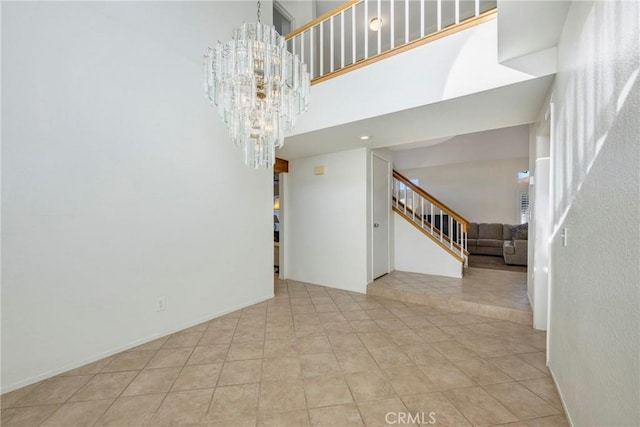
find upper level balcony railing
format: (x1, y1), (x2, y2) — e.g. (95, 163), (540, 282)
(285, 0), (497, 84)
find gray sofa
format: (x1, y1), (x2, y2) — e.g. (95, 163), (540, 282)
(467, 223), (528, 266)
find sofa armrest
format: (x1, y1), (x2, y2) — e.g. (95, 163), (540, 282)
(503, 240), (528, 266)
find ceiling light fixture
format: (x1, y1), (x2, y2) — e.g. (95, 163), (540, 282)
(369, 17), (382, 31)
(360, 135), (371, 140)
(204, 0), (311, 169)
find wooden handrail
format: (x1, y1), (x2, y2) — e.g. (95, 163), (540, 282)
(274, 158), (289, 173)
(393, 169), (469, 230)
(284, 0), (360, 40)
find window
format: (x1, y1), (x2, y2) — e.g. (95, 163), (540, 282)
(519, 191), (530, 224)
(518, 169), (531, 224)
(396, 178), (418, 192)
(518, 169), (530, 183)
(517, 170), (530, 224)
(395, 179), (419, 210)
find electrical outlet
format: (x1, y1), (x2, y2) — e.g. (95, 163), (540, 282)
(157, 297), (166, 312)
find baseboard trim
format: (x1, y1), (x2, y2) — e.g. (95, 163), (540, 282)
(548, 364), (574, 427)
(1, 293), (274, 394)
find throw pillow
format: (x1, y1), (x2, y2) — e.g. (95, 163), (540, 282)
(515, 229), (528, 240)
(510, 223), (528, 241)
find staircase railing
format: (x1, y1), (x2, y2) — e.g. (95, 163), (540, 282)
(392, 170), (468, 262)
(285, 0), (497, 84)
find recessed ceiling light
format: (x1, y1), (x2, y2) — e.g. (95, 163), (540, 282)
(369, 17), (382, 31)
(360, 135), (371, 140)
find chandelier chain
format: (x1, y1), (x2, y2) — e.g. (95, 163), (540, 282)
(257, 0), (261, 23)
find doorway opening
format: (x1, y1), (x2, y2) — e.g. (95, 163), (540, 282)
(274, 158), (289, 279)
(274, 171), (281, 275)
(273, 2), (294, 36)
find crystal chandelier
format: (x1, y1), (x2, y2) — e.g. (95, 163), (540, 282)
(203, 2), (310, 169)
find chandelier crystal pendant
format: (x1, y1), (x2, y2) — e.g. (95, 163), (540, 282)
(203, 6), (310, 169)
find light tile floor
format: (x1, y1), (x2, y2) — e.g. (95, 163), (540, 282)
(1, 279), (566, 426)
(369, 269), (532, 325)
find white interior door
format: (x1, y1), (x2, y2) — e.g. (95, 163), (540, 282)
(372, 155), (390, 279)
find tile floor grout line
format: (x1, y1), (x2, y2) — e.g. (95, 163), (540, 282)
(85, 369), (140, 426)
(290, 282), (314, 427)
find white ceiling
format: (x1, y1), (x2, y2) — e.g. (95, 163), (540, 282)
(497, 0), (571, 63)
(393, 124), (530, 169)
(387, 136), (454, 151)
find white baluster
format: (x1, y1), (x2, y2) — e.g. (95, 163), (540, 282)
(412, 191), (416, 220)
(340, 10), (345, 68)
(377, 0), (381, 54)
(320, 23), (324, 76)
(464, 230), (467, 252)
(421, 198), (425, 228)
(455, 0), (460, 24)
(364, 0), (369, 59)
(390, 0), (395, 49)
(405, 0), (409, 44)
(440, 210), (444, 241)
(437, 0), (442, 31)
(475, 0), (480, 16)
(301, 31), (305, 70)
(449, 216), (453, 249)
(403, 185), (407, 214)
(330, 16), (335, 72)
(430, 204), (434, 234)
(310, 28), (314, 79)
(420, 0), (425, 37)
(352, 4), (356, 64)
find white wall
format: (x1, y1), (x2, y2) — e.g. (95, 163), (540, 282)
(2, 2), (273, 392)
(394, 215), (463, 278)
(544, 1), (640, 425)
(399, 157), (529, 225)
(287, 148), (369, 293)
